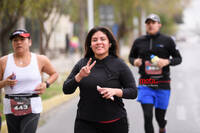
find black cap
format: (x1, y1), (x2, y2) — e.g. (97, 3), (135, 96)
(145, 14), (161, 23)
(9, 29), (30, 40)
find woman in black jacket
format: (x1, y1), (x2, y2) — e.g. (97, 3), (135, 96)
(63, 26), (137, 133)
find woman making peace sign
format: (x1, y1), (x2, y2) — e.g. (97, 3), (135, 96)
(62, 26), (137, 133)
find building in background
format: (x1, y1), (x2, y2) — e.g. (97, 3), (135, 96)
(44, 11), (73, 51)
(17, 12), (73, 53)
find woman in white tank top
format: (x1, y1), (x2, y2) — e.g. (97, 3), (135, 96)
(0, 29), (58, 133)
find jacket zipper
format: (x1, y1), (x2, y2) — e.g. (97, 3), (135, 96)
(150, 38), (153, 50)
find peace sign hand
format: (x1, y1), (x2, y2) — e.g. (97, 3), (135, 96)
(75, 58), (96, 82)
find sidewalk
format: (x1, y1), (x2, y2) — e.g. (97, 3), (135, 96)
(50, 52), (82, 74)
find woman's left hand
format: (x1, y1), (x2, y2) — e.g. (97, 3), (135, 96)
(75, 58), (96, 82)
(97, 86), (116, 101)
(34, 82), (47, 94)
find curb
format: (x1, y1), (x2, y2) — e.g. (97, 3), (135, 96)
(1, 90), (79, 133)
(42, 90), (79, 114)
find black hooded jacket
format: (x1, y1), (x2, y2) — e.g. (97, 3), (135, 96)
(63, 56), (137, 122)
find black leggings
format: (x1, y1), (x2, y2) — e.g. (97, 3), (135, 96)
(141, 104), (167, 133)
(74, 117), (129, 133)
(6, 113), (40, 133)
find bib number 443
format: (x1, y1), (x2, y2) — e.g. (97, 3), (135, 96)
(10, 98), (32, 116)
(14, 104), (29, 110)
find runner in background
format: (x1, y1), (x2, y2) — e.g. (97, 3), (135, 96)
(69, 36), (79, 53)
(129, 14), (182, 133)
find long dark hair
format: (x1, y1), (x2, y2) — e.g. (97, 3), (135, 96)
(84, 26), (119, 58)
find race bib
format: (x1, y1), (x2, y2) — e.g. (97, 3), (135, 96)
(145, 61), (162, 75)
(10, 97), (32, 116)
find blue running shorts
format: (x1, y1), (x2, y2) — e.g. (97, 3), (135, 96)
(137, 85), (170, 110)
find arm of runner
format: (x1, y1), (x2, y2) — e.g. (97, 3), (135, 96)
(75, 58), (96, 82)
(168, 38), (182, 66)
(134, 58), (142, 67)
(34, 55), (58, 94)
(0, 56), (17, 89)
(157, 58), (170, 68)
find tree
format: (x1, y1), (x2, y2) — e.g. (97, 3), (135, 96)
(94, 0), (136, 40)
(51, 0), (190, 49)
(0, 0), (28, 56)
(66, 0), (87, 54)
(28, 0), (67, 54)
(94, 0), (151, 40)
(94, 0), (188, 39)
(148, 0), (190, 34)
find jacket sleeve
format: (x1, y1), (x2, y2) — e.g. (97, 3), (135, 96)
(168, 38), (182, 66)
(62, 59), (82, 94)
(129, 40), (139, 66)
(119, 61), (137, 99)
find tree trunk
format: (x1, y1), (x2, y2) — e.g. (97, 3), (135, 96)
(137, 7), (142, 36)
(44, 13), (62, 50)
(0, 24), (16, 56)
(45, 35), (51, 50)
(78, 0), (86, 55)
(39, 28), (45, 55)
(0, 34), (10, 56)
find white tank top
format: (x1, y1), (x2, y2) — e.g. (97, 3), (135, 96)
(3, 53), (43, 114)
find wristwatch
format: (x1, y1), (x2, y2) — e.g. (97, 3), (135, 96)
(169, 59), (171, 65)
(45, 81), (50, 88)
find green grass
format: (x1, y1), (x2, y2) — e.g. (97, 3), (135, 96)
(0, 100), (4, 123)
(41, 83), (63, 100)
